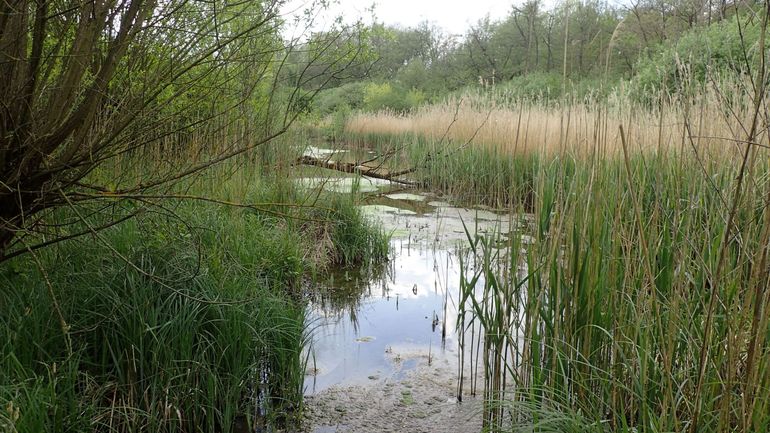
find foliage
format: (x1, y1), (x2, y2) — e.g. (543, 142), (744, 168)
(363, 82), (424, 113)
(315, 82), (368, 115)
(0, 168), (387, 432)
(302, 0), (755, 117)
(630, 14), (763, 102)
(0, 0), (370, 260)
(494, 72), (565, 101)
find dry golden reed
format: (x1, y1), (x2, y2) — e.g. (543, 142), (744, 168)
(345, 85), (755, 160)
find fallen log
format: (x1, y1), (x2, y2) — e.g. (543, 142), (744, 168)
(296, 155), (421, 187)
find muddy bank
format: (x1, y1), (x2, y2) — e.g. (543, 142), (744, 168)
(303, 353), (482, 433)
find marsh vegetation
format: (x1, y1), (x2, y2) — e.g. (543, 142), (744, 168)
(2, 0), (770, 432)
(313, 2), (770, 432)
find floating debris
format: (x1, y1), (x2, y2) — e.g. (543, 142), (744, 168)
(385, 193), (427, 201)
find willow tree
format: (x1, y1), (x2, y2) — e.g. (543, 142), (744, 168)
(0, 0), (366, 260)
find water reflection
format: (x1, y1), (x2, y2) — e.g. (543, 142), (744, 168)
(304, 237), (464, 395)
(303, 190), (518, 395)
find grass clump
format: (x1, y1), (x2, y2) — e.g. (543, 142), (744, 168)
(0, 168), (387, 433)
(455, 154), (770, 432)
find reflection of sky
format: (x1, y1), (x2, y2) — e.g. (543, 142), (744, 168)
(304, 238), (463, 395)
(296, 177), (392, 194)
(303, 195), (523, 395)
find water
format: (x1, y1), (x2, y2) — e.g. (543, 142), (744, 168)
(305, 237), (458, 394)
(302, 190), (514, 395)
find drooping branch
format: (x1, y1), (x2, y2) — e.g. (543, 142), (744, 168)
(0, 0), (376, 260)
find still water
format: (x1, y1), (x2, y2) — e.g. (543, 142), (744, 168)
(303, 192), (513, 395)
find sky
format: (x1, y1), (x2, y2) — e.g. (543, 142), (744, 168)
(281, 0), (514, 37)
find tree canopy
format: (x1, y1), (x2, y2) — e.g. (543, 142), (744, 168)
(0, 0), (369, 260)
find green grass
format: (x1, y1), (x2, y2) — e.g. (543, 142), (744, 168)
(0, 163), (387, 433)
(453, 152), (770, 432)
(340, 130), (546, 208)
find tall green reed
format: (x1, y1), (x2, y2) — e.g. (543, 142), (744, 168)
(456, 153), (770, 432)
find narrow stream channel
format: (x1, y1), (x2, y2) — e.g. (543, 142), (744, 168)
(304, 196), (513, 394)
(298, 168), (515, 431)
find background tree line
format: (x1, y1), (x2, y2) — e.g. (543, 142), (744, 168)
(306, 0), (764, 115)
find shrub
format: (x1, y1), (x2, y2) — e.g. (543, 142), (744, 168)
(363, 82), (421, 113)
(314, 82), (367, 115)
(630, 15), (762, 103)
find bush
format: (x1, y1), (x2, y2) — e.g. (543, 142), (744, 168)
(630, 15), (762, 103)
(456, 73), (614, 107)
(314, 82), (367, 115)
(363, 82), (422, 113)
(497, 72), (564, 101)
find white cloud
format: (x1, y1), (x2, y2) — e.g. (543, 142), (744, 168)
(281, 0), (514, 37)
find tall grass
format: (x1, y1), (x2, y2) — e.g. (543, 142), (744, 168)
(341, 82), (754, 210)
(340, 74), (762, 212)
(453, 152), (770, 432)
(338, 39), (770, 431)
(0, 162), (387, 432)
(344, 76), (754, 157)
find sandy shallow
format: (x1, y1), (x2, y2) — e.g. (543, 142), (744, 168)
(303, 350), (482, 433)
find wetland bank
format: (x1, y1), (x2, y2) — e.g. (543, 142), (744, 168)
(299, 174), (517, 432)
(3, 0), (770, 432)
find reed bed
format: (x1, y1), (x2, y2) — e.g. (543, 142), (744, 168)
(343, 59), (770, 432)
(455, 152), (770, 432)
(345, 82), (754, 159)
(341, 78), (764, 211)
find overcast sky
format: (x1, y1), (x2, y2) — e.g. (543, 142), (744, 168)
(281, 0), (514, 37)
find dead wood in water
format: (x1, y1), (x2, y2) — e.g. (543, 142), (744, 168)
(296, 155), (421, 186)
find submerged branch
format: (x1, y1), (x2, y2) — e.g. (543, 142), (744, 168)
(296, 155), (422, 187)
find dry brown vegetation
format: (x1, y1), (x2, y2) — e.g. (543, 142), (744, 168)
(345, 84), (758, 159)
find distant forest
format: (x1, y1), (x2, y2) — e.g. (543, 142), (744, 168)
(293, 0), (763, 114)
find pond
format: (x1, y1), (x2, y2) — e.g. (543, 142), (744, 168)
(297, 167), (521, 432)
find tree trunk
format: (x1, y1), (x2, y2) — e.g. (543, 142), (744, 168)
(296, 155), (421, 186)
